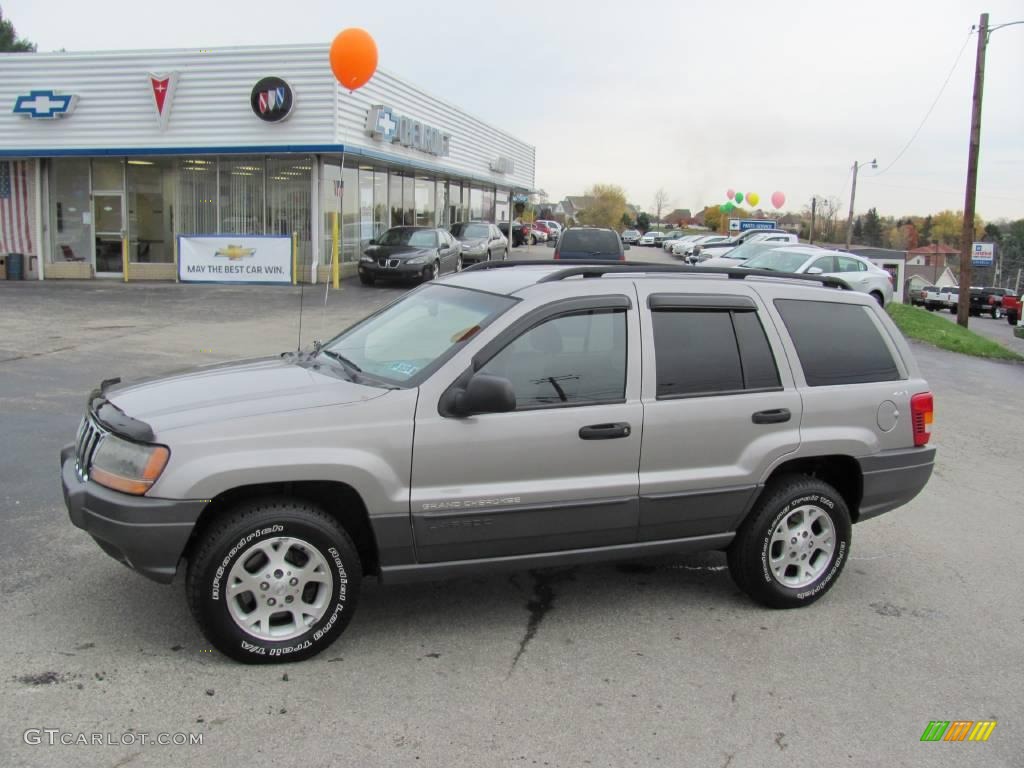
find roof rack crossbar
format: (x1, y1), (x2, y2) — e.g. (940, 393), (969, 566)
(460, 259), (850, 290)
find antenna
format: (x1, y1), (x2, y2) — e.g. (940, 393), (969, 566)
(295, 231), (305, 351)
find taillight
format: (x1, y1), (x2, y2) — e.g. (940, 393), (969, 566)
(553, 249), (559, 260)
(910, 392), (933, 446)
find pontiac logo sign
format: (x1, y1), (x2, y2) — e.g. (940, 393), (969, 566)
(366, 105), (451, 157)
(250, 77), (294, 123)
(214, 245), (256, 260)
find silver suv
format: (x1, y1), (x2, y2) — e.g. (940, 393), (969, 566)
(61, 262), (936, 663)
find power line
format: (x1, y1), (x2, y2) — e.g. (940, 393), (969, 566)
(868, 29), (974, 177)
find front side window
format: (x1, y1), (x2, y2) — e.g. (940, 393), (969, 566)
(809, 256), (835, 273)
(652, 310), (781, 398)
(322, 285), (515, 385)
(775, 299), (901, 386)
(479, 309), (627, 409)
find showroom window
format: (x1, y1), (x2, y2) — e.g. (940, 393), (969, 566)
(267, 156), (312, 269)
(177, 158), (217, 235)
(127, 158), (176, 264)
(47, 158), (91, 265)
(219, 156), (265, 235)
(415, 176), (435, 227)
(341, 162), (359, 263)
(469, 186), (484, 221)
(774, 300), (901, 386)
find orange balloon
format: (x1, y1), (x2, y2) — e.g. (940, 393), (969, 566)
(329, 28), (378, 91)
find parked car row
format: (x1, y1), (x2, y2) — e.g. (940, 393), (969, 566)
(924, 284), (1019, 320)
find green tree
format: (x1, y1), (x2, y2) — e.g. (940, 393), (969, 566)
(0, 7), (36, 52)
(984, 223), (1002, 243)
(919, 215), (932, 244)
(930, 210), (983, 248)
(577, 184), (627, 230)
(852, 217), (863, 241)
(620, 212), (633, 228)
(862, 207), (883, 247)
(636, 211), (651, 232)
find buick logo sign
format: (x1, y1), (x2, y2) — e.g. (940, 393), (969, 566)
(250, 77), (293, 122)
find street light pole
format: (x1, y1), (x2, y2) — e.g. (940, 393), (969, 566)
(844, 158), (877, 251)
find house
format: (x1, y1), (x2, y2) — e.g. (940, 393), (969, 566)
(906, 243), (960, 269)
(561, 196), (596, 220)
(905, 264), (958, 289)
(664, 208), (692, 226)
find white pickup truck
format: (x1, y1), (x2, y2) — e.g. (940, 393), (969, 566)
(923, 286), (957, 312)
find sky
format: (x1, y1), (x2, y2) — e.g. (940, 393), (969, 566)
(6, 0), (1023, 221)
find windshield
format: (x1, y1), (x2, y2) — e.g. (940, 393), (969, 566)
(321, 285), (516, 385)
(741, 249), (813, 272)
(377, 228), (437, 248)
(451, 223), (490, 239)
(723, 240), (789, 261)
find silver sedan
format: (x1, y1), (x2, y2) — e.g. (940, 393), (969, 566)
(740, 246), (894, 305)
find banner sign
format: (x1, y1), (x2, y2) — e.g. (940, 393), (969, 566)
(971, 242), (994, 267)
(178, 235), (292, 284)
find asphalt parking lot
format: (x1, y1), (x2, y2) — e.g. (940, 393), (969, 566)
(1, 249), (1022, 767)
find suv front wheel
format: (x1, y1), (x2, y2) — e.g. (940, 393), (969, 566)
(186, 498), (361, 663)
(727, 475), (851, 609)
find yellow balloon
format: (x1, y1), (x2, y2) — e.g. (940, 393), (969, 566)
(747, 192), (760, 207)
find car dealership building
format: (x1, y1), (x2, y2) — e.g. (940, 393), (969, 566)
(0, 45), (535, 282)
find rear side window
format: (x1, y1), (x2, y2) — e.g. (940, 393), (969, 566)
(652, 310), (781, 398)
(774, 299), (901, 386)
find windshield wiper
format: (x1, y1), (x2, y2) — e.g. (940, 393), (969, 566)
(320, 349), (363, 381)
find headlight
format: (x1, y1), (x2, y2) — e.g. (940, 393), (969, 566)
(406, 256), (427, 264)
(90, 434), (169, 496)
(359, 255), (374, 263)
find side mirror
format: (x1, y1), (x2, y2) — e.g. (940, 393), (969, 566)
(546, 240), (556, 248)
(807, 267), (824, 275)
(453, 373), (516, 416)
(368, 239), (377, 245)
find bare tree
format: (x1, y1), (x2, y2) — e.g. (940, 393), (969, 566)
(652, 188), (672, 223)
(803, 196), (842, 243)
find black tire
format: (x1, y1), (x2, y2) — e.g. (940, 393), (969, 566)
(727, 475), (851, 609)
(486, 249), (492, 262)
(186, 498), (361, 664)
(359, 274), (374, 286)
(870, 291), (884, 307)
(950, 304), (957, 314)
(1008, 308), (1018, 325)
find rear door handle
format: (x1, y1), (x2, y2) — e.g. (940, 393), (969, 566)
(579, 422), (632, 440)
(752, 408), (791, 425)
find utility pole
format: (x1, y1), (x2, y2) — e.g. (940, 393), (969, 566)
(844, 158), (876, 251)
(809, 197), (817, 244)
(957, 13), (989, 327)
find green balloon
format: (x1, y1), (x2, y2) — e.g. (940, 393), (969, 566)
(724, 202), (735, 212)
(734, 192), (744, 204)
(719, 203), (729, 212)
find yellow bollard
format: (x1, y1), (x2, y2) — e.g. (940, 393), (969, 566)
(122, 235), (129, 282)
(291, 231), (298, 285)
(331, 212), (340, 290)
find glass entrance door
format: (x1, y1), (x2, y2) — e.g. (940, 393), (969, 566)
(93, 193), (125, 275)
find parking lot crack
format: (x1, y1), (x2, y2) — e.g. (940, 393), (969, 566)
(508, 569), (574, 675)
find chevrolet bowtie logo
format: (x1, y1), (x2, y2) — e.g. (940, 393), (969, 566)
(214, 245), (256, 260)
(13, 90), (77, 119)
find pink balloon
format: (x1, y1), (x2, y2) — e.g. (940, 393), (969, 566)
(726, 188), (736, 200)
(771, 191), (786, 209)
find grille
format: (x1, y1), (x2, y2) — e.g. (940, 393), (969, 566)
(377, 258), (400, 268)
(74, 416), (107, 477)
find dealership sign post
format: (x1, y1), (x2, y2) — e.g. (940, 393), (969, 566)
(178, 236), (293, 283)
(971, 242), (994, 267)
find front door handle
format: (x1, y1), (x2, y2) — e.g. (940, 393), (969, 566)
(752, 408), (791, 424)
(579, 422), (631, 440)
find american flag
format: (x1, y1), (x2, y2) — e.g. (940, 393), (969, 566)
(0, 161), (34, 254)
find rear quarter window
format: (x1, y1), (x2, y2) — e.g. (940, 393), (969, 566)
(774, 299), (901, 386)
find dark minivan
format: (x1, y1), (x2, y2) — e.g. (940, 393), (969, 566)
(550, 227), (628, 261)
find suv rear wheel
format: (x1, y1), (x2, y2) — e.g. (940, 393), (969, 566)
(727, 475), (851, 609)
(186, 498), (361, 663)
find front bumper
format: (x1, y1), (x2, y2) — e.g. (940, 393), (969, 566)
(358, 260), (428, 279)
(61, 444), (207, 584)
(856, 446), (936, 522)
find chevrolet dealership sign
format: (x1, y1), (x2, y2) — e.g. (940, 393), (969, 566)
(366, 105), (451, 157)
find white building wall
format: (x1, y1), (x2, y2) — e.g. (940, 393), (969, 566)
(0, 45), (535, 191)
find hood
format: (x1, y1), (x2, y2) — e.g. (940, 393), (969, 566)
(364, 244), (433, 259)
(106, 356), (388, 433)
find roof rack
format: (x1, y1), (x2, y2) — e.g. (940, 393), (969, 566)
(461, 259), (851, 290)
